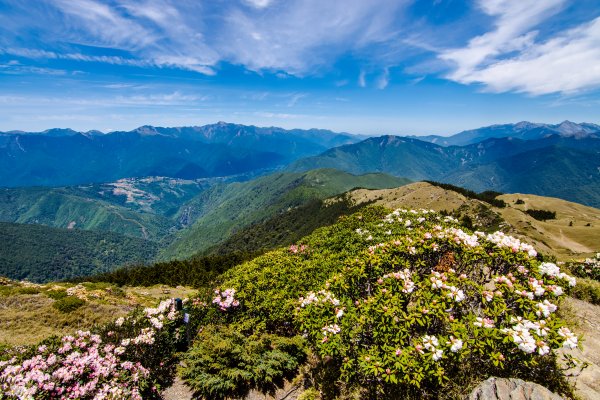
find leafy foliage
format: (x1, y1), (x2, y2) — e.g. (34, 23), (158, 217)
(525, 209), (557, 221)
(296, 209), (576, 398)
(76, 252), (254, 288)
(52, 296), (85, 313)
(0, 222), (157, 283)
(181, 325), (306, 400)
(180, 207), (578, 399)
(569, 253), (600, 281)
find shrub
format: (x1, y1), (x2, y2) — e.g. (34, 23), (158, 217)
(181, 326), (306, 399)
(0, 298), (186, 399)
(295, 209), (577, 398)
(516, 199), (525, 205)
(52, 296), (86, 313)
(181, 207), (578, 399)
(525, 209), (556, 221)
(569, 277), (600, 305)
(569, 253), (600, 282)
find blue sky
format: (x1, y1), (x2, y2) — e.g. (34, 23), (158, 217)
(1, 0), (599, 135)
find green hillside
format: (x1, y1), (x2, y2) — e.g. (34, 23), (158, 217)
(0, 222), (157, 282)
(0, 186), (173, 240)
(161, 169), (410, 259)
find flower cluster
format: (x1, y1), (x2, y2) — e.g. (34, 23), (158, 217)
(443, 227), (480, 247)
(212, 288), (240, 311)
(0, 298), (182, 399)
(483, 231), (537, 257)
(422, 335), (444, 361)
(381, 269), (415, 293)
(569, 253), (600, 281)
(296, 208), (581, 395)
(299, 290), (340, 307)
(289, 244), (308, 254)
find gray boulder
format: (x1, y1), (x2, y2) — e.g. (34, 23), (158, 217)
(468, 377), (564, 400)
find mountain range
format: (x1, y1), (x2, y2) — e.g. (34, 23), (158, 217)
(0, 122), (361, 187)
(1, 119), (600, 281)
(410, 120), (600, 146)
(289, 133), (600, 207)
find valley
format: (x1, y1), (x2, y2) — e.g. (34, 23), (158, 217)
(1, 121), (599, 400)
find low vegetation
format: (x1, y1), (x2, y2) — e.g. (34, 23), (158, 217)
(178, 207), (578, 399)
(525, 209), (557, 221)
(0, 222), (157, 283)
(424, 181), (507, 208)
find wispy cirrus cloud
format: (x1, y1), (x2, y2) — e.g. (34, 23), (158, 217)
(0, 0), (407, 78)
(440, 0), (600, 95)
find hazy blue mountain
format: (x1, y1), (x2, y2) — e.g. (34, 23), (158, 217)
(0, 123), (362, 187)
(288, 135), (600, 207)
(410, 120), (600, 146)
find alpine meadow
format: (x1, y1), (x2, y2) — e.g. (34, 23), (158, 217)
(1, 1), (600, 399)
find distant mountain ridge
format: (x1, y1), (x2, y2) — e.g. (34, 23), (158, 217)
(288, 134), (600, 207)
(0, 122), (362, 187)
(410, 120), (600, 146)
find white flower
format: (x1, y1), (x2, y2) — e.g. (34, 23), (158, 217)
(539, 262), (561, 277)
(322, 324), (341, 336)
(335, 308), (344, 319)
(432, 349), (443, 361)
(537, 341), (550, 356)
(558, 327), (578, 349)
(447, 286), (465, 302)
(423, 335), (439, 350)
(447, 337), (463, 353)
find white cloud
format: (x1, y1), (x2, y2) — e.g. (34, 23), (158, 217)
(287, 93), (306, 107)
(439, 0), (600, 95)
(243, 0), (273, 9)
(2, 0), (411, 77)
(358, 70), (366, 87)
(459, 17), (600, 95)
(376, 68), (389, 89)
(214, 0), (409, 75)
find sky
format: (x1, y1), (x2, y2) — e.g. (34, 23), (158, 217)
(1, 0), (599, 136)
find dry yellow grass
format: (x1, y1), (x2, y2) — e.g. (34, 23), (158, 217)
(0, 281), (196, 346)
(343, 182), (600, 261)
(498, 193), (600, 260)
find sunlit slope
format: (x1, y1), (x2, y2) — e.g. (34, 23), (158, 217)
(342, 182), (600, 259)
(161, 169), (410, 259)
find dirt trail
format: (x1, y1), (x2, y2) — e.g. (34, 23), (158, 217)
(109, 206), (149, 239)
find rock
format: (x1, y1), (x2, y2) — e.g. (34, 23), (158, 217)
(468, 377), (564, 400)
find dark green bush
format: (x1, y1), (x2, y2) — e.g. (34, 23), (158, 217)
(181, 325), (306, 399)
(52, 296), (86, 313)
(525, 209), (556, 221)
(424, 181), (506, 208)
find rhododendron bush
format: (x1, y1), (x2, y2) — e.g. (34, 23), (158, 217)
(0, 299), (186, 399)
(181, 207), (580, 399)
(296, 209), (578, 398)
